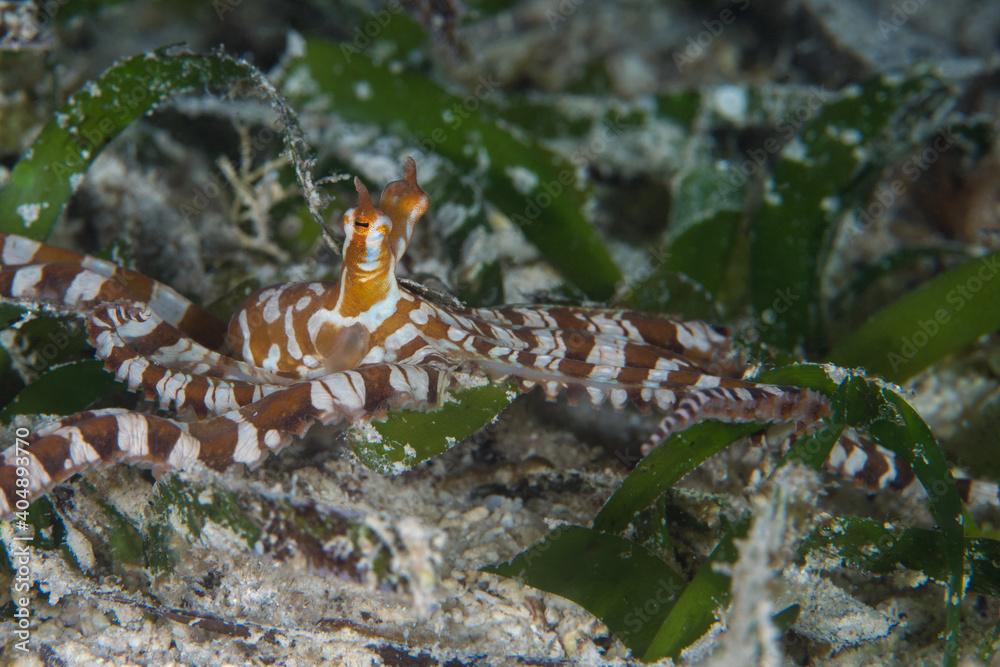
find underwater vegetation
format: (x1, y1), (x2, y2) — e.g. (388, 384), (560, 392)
(0, 1), (999, 664)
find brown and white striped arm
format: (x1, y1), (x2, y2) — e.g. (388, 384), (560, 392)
(638, 384), (831, 455)
(0, 271), (284, 417)
(417, 298), (794, 413)
(0, 362), (452, 519)
(798, 429), (1000, 511)
(468, 304), (743, 377)
(89, 304), (290, 383)
(443, 303), (833, 461)
(0, 233), (226, 349)
(86, 306), (279, 417)
(0, 263), (136, 313)
(0, 244), (289, 417)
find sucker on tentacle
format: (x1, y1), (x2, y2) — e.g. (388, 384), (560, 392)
(0, 157), (993, 519)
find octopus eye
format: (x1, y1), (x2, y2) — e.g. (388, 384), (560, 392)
(354, 220), (370, 229)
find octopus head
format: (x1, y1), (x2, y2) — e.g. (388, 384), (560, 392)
(342, 177), (394, 276)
